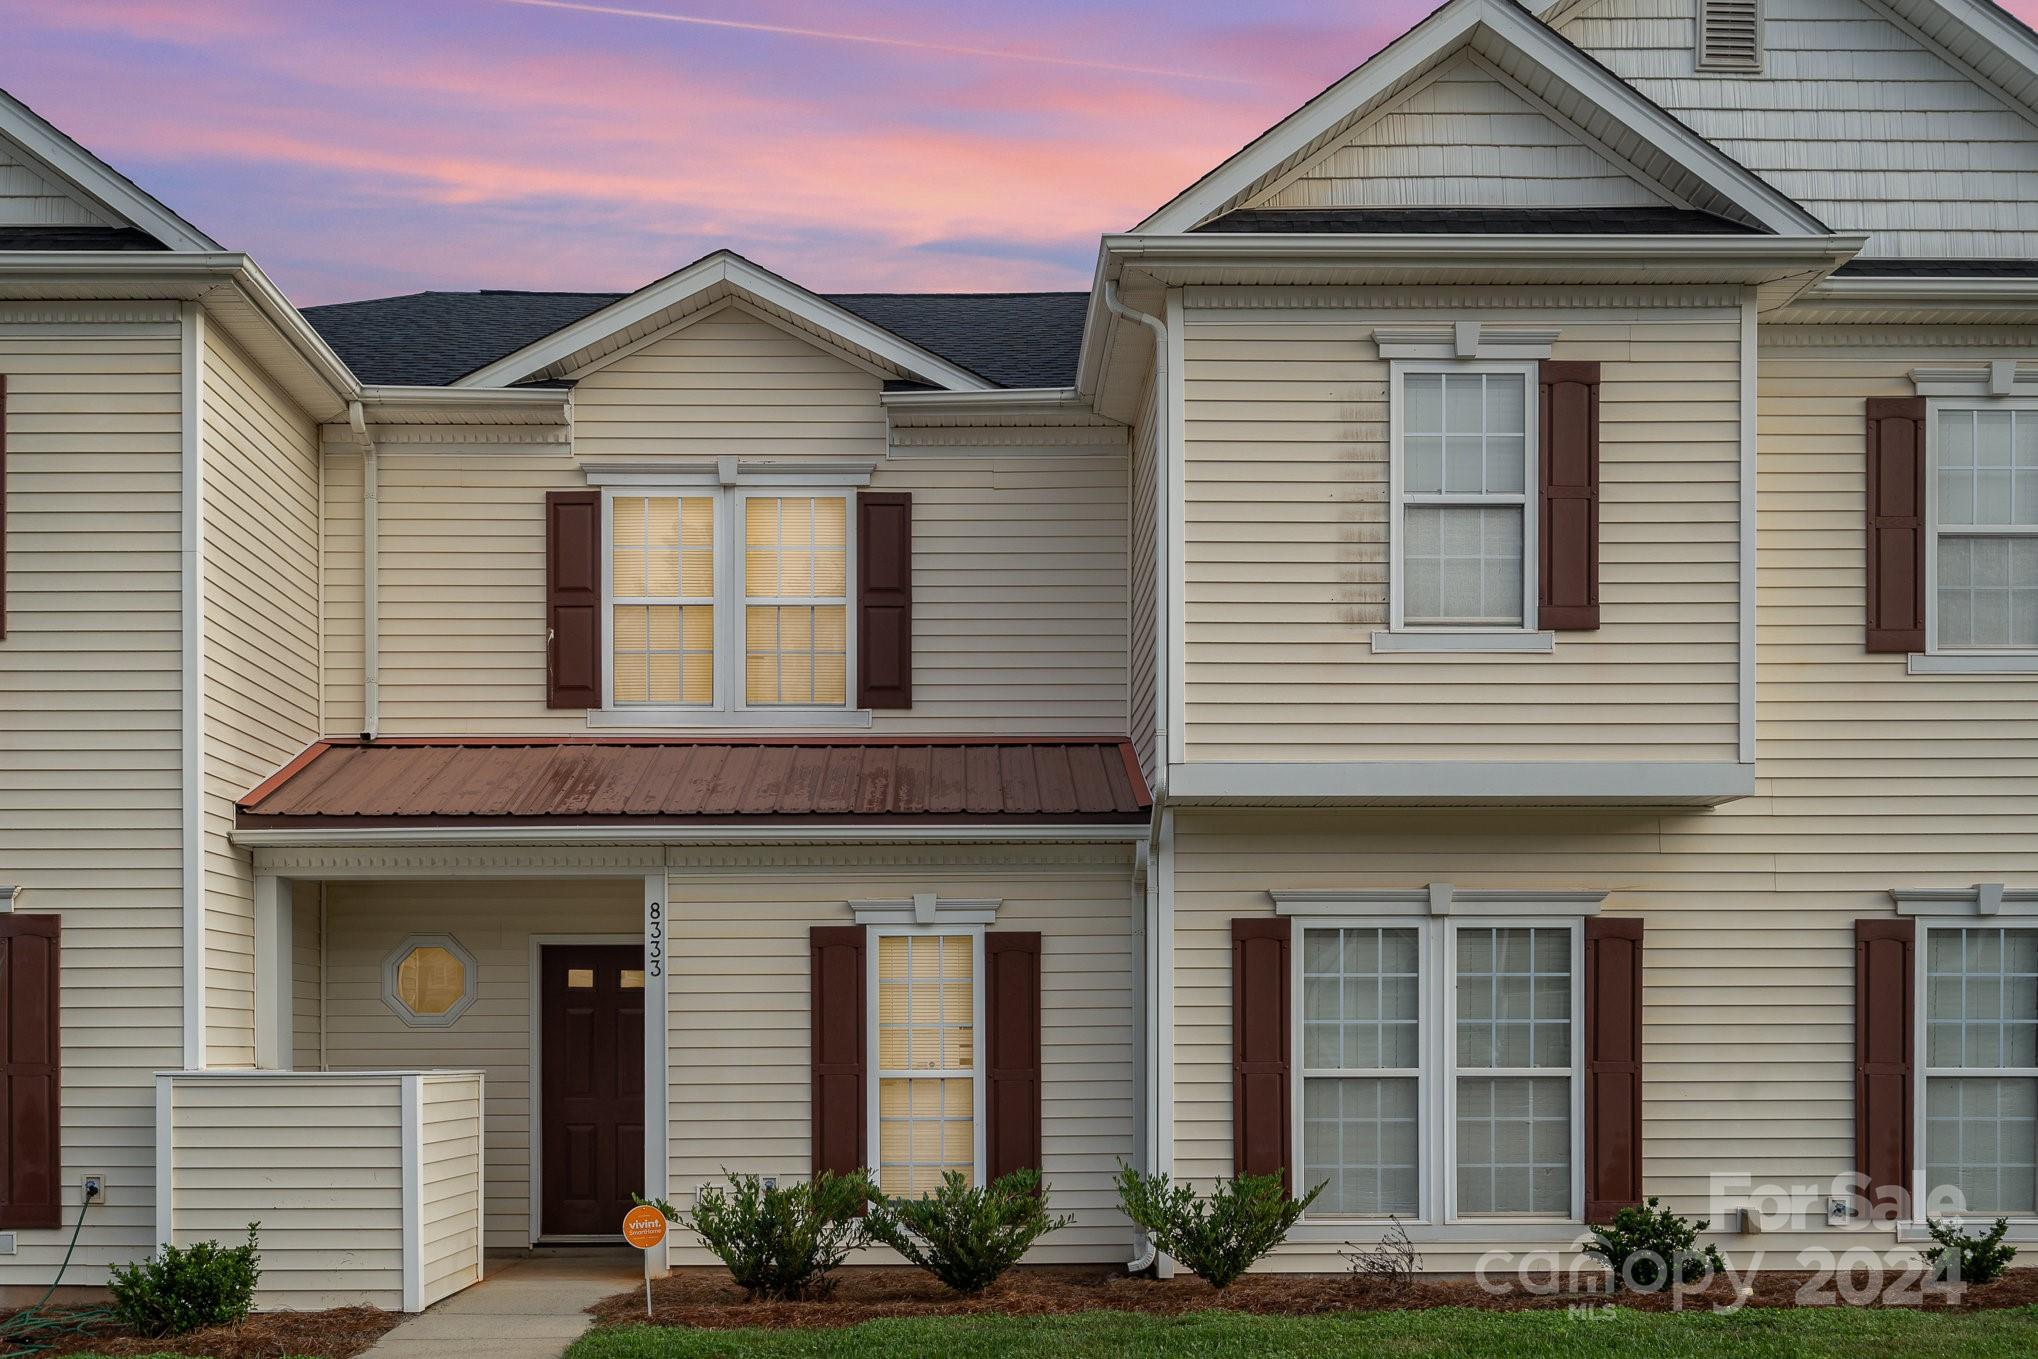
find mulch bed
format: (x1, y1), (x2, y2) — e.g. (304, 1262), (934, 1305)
(587, 1263), (2038, 1330)
(0, 1305), (401, 1358)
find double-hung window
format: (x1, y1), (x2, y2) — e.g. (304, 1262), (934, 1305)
(604, 488), (853, 715)
(870, 928), (983, 1196)
(1391, 364), (1538, 631)
(1297, 916), (1582, 1223)
(1921, 924), (2038, 1216)
(1929, 404), (2038, 653)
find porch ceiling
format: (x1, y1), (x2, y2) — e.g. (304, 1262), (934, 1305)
(236, 736), (1151, 830)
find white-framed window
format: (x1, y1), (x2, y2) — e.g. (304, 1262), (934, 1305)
(1389, 362), (1539, 632)
(1927, 401), (2038, 654)
(868, 926), (985, 1196)
(601, 487), (855, 716)
(1917, 922), (2038, 1218)
(1295, 916), (1583, 1224)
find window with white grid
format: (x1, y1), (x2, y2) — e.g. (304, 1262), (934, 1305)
(1933, 406), (2038, 652)
(744, 495), (849, 706)
(1454, 926), (1573, 1217)
(610, 495), (715, 705)
(604, 488), (853, 713)
(873, 931), (979, 1196)
(1394, 366), (1535, 629)
(1924, 926), (2038, 1215)
(1301, 927), (1421, 1217)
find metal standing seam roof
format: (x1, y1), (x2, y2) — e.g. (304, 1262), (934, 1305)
(237, 737), (1151, 828)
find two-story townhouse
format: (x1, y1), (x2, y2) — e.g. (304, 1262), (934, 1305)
(0, 0), (2036, 1309)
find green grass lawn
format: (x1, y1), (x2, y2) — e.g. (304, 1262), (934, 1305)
(565, 1305), (2038, 1359)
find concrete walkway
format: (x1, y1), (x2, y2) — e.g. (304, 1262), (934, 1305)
(360, 1250), (644, 1359)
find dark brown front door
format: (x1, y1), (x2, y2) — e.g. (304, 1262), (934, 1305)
(540, 944), (645, 1238)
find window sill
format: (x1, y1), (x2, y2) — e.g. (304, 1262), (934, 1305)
(1908, 653), (2038, 675)
(587, 706), (873, 729)
(1372, 630), (1555, 654)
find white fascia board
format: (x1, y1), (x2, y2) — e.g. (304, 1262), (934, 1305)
(455, 251), (994, 392)
(231, 824), (1152, 848)
(1103, 232), (1865, 273)
(0, 90), (220, 252)
(1163, 761), (1756, 807)
(1134, 0), (1826, 237)
(880, 387), (1093, 415)
(356, 385), (571, 427)
(1803, 277), (2038, 309)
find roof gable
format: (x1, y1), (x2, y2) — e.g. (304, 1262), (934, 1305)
(1241, 49), (1679, 212)
(1136, 0), (1826, 235)
(455, 251), (996, 392)
(0, 89), (216, 252)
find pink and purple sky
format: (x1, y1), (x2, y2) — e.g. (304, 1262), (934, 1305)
(8, 0), (2038, 306)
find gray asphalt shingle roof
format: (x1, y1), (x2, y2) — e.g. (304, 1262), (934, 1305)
(301, 288), (1090, 389)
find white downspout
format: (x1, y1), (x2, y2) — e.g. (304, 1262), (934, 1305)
(1102, 277), (1171, 1274)
(349, 401), (380, 739)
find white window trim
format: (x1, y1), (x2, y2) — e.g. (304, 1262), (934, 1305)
(381, 933), (479, 1029)
(1387, 359), (1540, 637)
(598, 484), (865, 725)
(1907, 915), (2038, 1233)
(1921, 396), (2038, 665)
(867, 923), (988, 1194)
(1289, 911), (1587, 1232)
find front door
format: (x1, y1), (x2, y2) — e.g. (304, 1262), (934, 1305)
(539, 944), (645, 1238)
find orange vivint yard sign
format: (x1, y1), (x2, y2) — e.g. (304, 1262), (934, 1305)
(624, 1204), (669, 1317)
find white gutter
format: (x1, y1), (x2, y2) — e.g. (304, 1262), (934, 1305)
(1801, 276), (2038, 306)
(878, 386), (1097, 413)
(349, 401), (380, 739)
(179, 302), (207, 1071)
(231, 824), (1152, 849)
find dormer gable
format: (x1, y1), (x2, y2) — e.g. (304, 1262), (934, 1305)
(0, 89), (217, 252)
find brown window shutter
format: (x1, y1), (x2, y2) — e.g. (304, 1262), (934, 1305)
(1538, 360), (1601, 630)
(856, 492), (912, 709)
(1583, 916), (1643, 1221)
(545, 490), (601, 708)
(1231, 917), (1292, 1194)
(810, 925), (866, 1177)
(0, 914), (60, 1230)
(1865, 398), (1927, 653)
(985, 932), (1043, 1181)
(1856, 918), (1915, 1222)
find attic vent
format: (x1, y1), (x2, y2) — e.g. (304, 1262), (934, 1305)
(1697, 0), (1762, 72)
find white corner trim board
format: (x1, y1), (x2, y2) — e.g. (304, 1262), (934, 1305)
(1271, 884), (1607, 917)
(179, 301), (207, 1071)
(1890, 883), (2038, 917)
(849, 893), (1002, 926)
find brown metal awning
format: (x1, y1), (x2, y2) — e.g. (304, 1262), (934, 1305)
(237, 736), (1151, 830)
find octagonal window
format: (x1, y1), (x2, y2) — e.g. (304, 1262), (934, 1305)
(382, 934), (478, 1028)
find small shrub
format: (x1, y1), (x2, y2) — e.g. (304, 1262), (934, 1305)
(1114, 1164), (1321, 1289)
(1341, 1215), (1421, 1289)
(1582, 1197), (1724, 1293)
(866, 1168), (1072, 1294)
(108, 1224), (262, 1337)
(685, 1170), (875, 1300)
(1923, 1216), (2018, 1286)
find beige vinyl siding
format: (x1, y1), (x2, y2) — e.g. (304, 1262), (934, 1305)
(1129, 376), (1159, 779)
(318, 881), (639, 1248)
(1168, 334), (2038, 1270)
(1178, 308), (1742, 762)
(0, 312), (184, 1280)
(1250, 52), (1669, 210)
(0, 141), (114, 227)
(571, 303), (885, 459)
(200, 326), (321, 1066)
(322, 455), (1128, 736)
(419, 1072), (486, 1308)
(163, 1073), (405, 1309)
(1557, 0), (2038, 257)
(665, 851), (1139, 1264)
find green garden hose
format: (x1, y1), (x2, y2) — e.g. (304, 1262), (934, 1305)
(0, 1193), (117, 1355)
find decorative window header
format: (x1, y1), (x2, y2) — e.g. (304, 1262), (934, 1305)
(1373, 324), (1560, 362)
(1909, 363), (2038, 399)
(584, 457), (877, 488)
(849, 893), (1002, 927)
(1270, 883), (1606, 918)
(1891, 883), (2038, 918)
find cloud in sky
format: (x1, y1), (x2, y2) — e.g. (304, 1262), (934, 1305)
(2, 0), (2036, 304)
